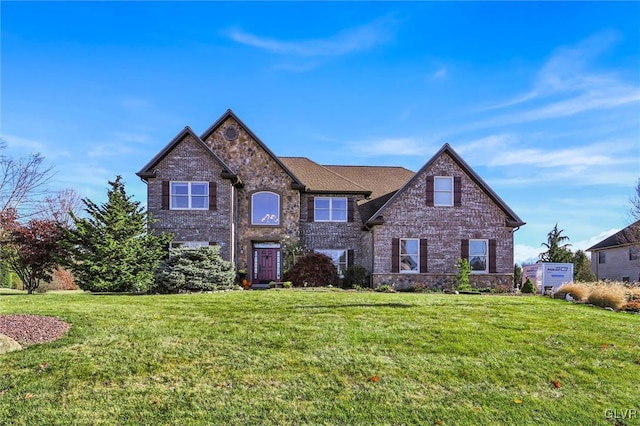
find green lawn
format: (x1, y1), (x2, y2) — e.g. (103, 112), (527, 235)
(0, 290), (638, 425)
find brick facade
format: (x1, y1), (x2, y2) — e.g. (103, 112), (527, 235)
(146, 133), (233, 259)
(139, 110), (523, 289)
(370, 152), (516, 289)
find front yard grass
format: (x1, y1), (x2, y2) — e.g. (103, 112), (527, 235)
(0, 290), (638, 425)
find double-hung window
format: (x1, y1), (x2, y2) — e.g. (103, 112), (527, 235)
(315, 197), (347, 222)
(469, 239), (488, 273)
(434, 177), (453, 206)
(317, 249), (348, 276)
(400, 238), (419, 273)
(170, 182), (208, 210)
(599, 252), (606, 264)
(629, 246), (639, 261)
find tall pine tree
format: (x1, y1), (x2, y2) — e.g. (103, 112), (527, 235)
(60, 176), (171, 292)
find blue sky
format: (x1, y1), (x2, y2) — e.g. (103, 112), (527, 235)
(2, 1), (639, 264)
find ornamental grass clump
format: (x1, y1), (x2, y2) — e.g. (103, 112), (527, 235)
(557, 282), (591, 302)
(587, 285), (628, 311)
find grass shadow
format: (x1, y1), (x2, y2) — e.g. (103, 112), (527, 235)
(294, 302), (414, 309)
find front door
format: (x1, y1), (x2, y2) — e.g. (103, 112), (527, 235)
(253, 246), (281, 283)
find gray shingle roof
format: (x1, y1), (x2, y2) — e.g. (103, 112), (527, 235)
(587, 220), (640, 251)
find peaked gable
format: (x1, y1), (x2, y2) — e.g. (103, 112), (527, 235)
(367, 143), (525, 227)
(136, 126), (239, 184)
(200, 109), (304, 189)
(587, 220), (640, 251)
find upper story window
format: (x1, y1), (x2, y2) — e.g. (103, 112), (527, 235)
(251, 191), (280, 225)
(315, 197), (347, 222)
(400, 238), (419, 273)
(469, 239), (488, 273)
(598, 252), (606, 264)
(171, 182), (208, 210)
(629, 246), (639, 261)
(434, 176), (453, 206)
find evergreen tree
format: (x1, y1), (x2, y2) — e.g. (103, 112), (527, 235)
(59, 176), (171, 292)
(539, 223), (573, 263)
(572, 249), (596, 282)
(513, 263), (522, 289)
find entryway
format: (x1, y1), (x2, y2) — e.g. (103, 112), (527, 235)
(252, 242), (281, 284)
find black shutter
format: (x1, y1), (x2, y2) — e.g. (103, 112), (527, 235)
(391, 238), (399, 273)
(489, 239), (497, 273)
(426, 176), (434, 206)
(162, 181), (170, 210)
(454, 176), (462, 207)
(461, 239), (469, 260)
(209, 182), (217, 210)
(347, 249), (354, 267)
(307, 196), (315, 222)
(420, 239), (428, 273)
(347, 198), (355, 222)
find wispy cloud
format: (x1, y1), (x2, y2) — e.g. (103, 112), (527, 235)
(1, 134), (71, 160)
(478, 30), (639, 126)
(224, 16), (396, 57)
(346, 137), (430, 157)
(431, 66), (447, 80)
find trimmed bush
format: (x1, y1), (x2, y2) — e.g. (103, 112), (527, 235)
(342, 265), (369, 289)
(521, 278), (537, 294)
(284, 252), (339, 287)
(152, 246), (235, 293)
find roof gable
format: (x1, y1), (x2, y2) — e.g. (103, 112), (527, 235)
(587, 220), (640, 251)
(367, 143), (525, 227)
(200, 109), (304, 189)
(136, 126), (236, 182)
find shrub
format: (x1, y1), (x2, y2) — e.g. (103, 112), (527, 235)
(557, 283), (590, 301)
(152, 246), (235, 293)
(37, 267), (79, 292)
(521, 278), (537, 294)
(342, 265), (369, 289)
(587, 285), (628, 311)
(374, 284), (393, 293)
(284, 252), (339, 287)
(454, 258), (472, 291)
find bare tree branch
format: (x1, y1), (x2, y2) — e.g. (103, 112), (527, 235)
(0, 140), (54, 218)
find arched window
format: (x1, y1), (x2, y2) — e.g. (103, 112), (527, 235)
(251, 191), (280, 225)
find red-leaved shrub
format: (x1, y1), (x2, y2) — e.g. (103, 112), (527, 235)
(284, 252), (339, 287)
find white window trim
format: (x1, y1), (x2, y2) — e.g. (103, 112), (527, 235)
(251, 191), (280, 225)
(434, 176), (454, 207)
(469, 239), (488, 274)
(399, 238), (420, 274)
(170, 181), (209, 210)
(314, 197), (348, 222)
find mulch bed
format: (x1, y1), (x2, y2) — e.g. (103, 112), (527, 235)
(0, 315), (71, 346)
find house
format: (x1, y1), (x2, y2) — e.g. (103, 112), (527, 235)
(137, 109), (525, 290)
(587, 221), (640, 282)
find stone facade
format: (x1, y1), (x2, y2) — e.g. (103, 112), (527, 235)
(370, 152), (516, 289)
(202, 117), (301, 275)
(146, 133), (233, 259)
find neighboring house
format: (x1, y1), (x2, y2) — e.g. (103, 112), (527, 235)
(587, 221), (640, 282)
(137, 110), (525, 289)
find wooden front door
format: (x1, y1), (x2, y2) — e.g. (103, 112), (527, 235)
(254, 248), (279, 283)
